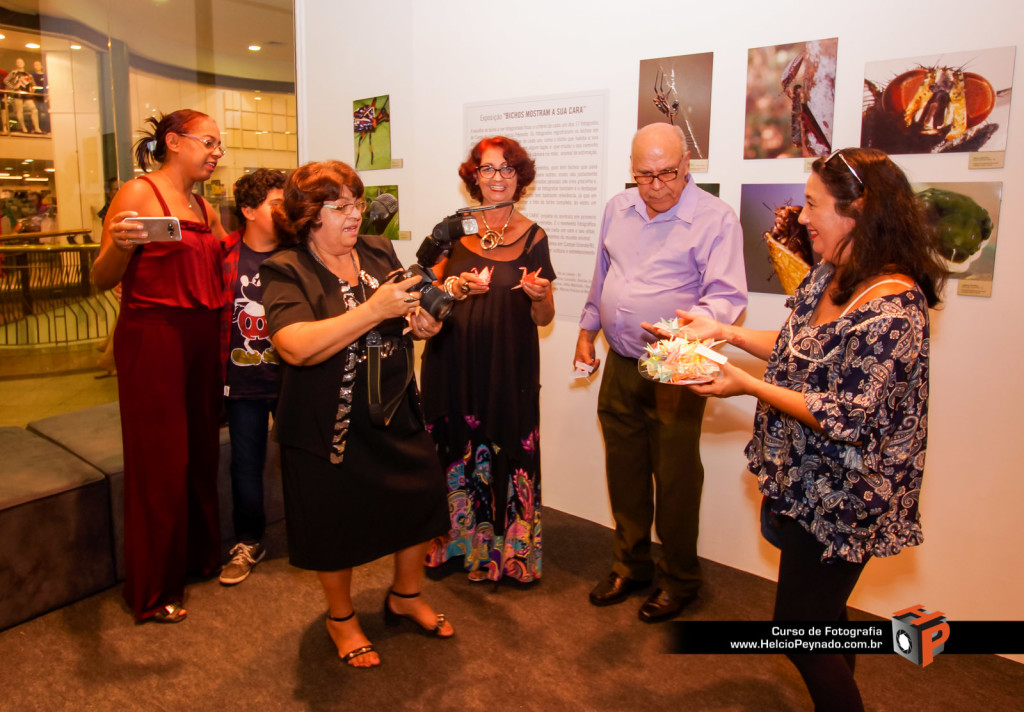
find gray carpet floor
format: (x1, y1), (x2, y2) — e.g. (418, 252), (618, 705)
(1, 507), (1020, 711)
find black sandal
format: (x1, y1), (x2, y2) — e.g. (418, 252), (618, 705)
(326, 611), (378, 666)
(383, 589), (453, 638)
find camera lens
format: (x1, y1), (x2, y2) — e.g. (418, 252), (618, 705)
(419, 284), (455, 321)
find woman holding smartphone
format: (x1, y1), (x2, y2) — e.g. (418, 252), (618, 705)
(92, 109), (227, 623)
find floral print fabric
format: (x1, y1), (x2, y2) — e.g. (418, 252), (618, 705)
(425, 415), (542, 582)
(747, 263), (931, 563)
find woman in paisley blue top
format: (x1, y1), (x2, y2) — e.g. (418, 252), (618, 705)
(659, 148), (946, 711)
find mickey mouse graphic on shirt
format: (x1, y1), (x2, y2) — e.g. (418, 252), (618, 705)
(230, 271), (278, 366)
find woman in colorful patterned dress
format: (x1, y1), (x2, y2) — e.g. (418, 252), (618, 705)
(658, 148), (946, 711)
(422, 137), (555, 583)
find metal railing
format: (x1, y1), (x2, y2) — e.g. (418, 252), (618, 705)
(0, 228), (94, 245)
(0, 240), (118, 346)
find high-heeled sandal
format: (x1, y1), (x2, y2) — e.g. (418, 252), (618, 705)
(151, 601), (187, 623)
(383, 589), (453, 638)
(326, 611), (378, 666)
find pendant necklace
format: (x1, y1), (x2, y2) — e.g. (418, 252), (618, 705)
(479, 206), (515, 250)
(160, 171), (193, 210)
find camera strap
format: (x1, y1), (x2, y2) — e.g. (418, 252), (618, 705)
(366, 329), (413, 427)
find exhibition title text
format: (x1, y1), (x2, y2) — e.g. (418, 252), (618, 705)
(479, 106), (587, 122)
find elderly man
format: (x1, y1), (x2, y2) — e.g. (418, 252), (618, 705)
(575, 123), (747, 622)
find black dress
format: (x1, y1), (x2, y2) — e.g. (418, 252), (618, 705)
(261, 236), (447, 571)
(421, 224), (555, 582)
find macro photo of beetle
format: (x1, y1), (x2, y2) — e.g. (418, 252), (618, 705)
(861, 47), (1015, 154)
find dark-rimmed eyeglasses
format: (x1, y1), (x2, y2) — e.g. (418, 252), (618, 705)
(323, 200), (368, 216)
(632, 168), (680, 185)
(477, 165), (516, 178)
(178, 133), (227, 156)
(825, 149), (863, 189)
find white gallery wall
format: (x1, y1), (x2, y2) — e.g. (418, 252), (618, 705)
(296, 0), (1024, 644)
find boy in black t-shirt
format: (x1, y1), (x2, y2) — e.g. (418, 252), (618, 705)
(219, 168), (286, 585)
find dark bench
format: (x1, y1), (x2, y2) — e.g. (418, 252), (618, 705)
(0, 427), (115, 631)
(28, 401), (284, 581)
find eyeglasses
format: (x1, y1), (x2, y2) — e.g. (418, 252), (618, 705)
(632, 169), (680, 185)
(477, 165), (516, 178)
(178, 133), (227, 155)
(323, 200), (368, 216)
(825, 149), (863, 190)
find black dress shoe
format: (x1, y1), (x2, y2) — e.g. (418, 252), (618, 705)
(638, 588), (696, 623)
(589, 572), (652, 607)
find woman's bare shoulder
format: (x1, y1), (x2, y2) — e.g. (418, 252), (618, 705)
(108, 178), (161, 213)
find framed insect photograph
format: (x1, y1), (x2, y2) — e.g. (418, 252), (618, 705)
(745, 38), (838, 160)
(353, 94), (392, 170)
(861, 46), (1015, 155)
(739, 183), (809, 296)
(360, 185), (401, 239)
(912, 181), (1002, 297)
(637, 52), (713, 170)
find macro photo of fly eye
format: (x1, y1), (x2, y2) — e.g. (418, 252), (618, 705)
(861, 59), (1010, 154)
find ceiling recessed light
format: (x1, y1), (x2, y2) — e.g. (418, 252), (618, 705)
(26, 43), (40, 49)
(248, 45), (261, 52)
(0, 34), (6, 40)
(70, 44), (82, 50)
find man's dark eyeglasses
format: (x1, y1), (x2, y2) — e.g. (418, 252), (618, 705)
(632, 169), (680, 185)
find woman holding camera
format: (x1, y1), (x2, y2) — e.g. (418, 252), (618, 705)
(663, 148), (945, 710)
(261, 161), (452, 668)
(92, 109), (226, 623)
(421, 136), (555, 583)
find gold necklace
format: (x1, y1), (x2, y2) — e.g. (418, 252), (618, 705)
(479, 206), (514, 250)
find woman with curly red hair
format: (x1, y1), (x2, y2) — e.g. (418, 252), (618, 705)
(421, 136), (555, 583)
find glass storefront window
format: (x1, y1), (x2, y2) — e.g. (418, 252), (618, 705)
(1, 0), (296, 237)
(0, 0), (296, 350)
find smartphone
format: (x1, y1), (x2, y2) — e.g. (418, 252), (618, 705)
(127, 216), (182, 242)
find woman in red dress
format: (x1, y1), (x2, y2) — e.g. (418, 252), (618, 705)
(92, 109), (227, 623)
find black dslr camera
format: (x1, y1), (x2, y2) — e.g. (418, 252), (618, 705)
(392, 203), (512, 321)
